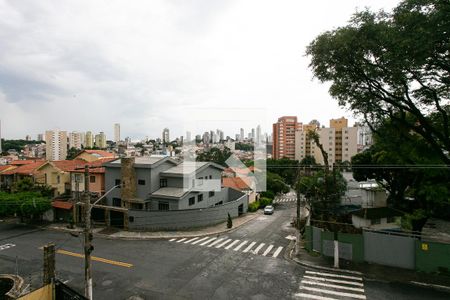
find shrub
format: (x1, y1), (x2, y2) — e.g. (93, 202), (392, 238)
(259, 197), (272, 208)
(248, 201), (260, 212)
(260, 191), (274, 200)
(227, 213), (233, 228)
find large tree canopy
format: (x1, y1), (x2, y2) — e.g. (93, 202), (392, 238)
(307, 0), (450, 164)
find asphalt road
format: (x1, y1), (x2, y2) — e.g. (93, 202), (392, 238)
(1, 195), (449, 299)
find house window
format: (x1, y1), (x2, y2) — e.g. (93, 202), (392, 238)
(158, 202), (170, 211)
(131, 203), (143, 210)
(209, 191), (215, 197)
(198, 194), (203, 202)
(112, 198), (121, 207)
(371, 218), (381, 225)
(90, 176), (96, 183)
(189, 197), (195, 206)
(209, 175), (212, 179)
(56, 175), (60, 184)
(138, 179), (146, 185)
(115, 179), (121, 187)
(160, 178), (167, 187)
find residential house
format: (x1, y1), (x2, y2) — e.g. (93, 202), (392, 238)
(73, 149), (115, 162)
(222, 177), (258, 203)
(37, 160), (86, 197)
(0, 160), (46, 191)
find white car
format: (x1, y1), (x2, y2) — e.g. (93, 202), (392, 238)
(264, 205), (274, 215)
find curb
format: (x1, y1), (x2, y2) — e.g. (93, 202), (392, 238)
(46, 212), (260, 241)
(286, 240), (450, 294)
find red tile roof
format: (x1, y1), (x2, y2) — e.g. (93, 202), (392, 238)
(67, 157), (117, 173)
(0, 165), (15, 173)
(52, 200), (73, 210)
(10, 159), (43, 166)
(2, 161), (46, 175)
(82, 150), (115, 157)
(48, 160), (87, 172)
(222, 177), (252, 190)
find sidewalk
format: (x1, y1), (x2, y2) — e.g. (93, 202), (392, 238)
(287, 239), (450, 293)
(47, 211), (261, 240)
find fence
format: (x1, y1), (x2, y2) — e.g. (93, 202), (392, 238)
(305, 225), (450, 273)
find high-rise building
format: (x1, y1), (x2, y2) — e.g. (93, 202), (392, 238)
(85, 131), (94, 148)
(186, 131), (192, 143)
(95, 132), (107, 149)
(162, 128), (170, 143)
(251, 128), (255, 140)
(69, 131), (83, 149)
(37, 133), (44, 142)
(272, 116), (302, 160)
(295, 117), (358, 165)
(25, 135), (31, 141)
(256, 125), (261, 145)
(202, 132), (210, 144)
(240, 128), (244, 142)
(45, 129), (68, 160)
(114, 123), (121, 143)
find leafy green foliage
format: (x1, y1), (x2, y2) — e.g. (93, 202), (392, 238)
(260, 190), (274, 200)
(196, 147), (232, 167)
(66, 147), (80, 160)
(1, 139), (43, 154)
(259, 197), (273, 208)
(248, 201), (260, 212)
(266, 172), (289, 195)
(235, 143), (254, 151)
(0, 191), (51, 217)
(267, 158), (299, 186)
(227, 213), (233, 228)
(307, 0), (450, 164)
(297, 170), (347, 219)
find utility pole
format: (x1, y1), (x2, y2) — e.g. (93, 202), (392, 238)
(43, 243), (55, 285)
(83, 165), (93, 299)
(295, 166), (301, 255)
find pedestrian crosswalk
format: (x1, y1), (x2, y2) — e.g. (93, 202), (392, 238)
(273, 197), (297, 203)
(168, 237), (284, 259)
(295, 270), (366, 300)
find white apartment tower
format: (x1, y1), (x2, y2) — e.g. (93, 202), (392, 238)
(95, 132), (107, 149)
(114, 123), (120, 143)
(69, 132), (83, 149)
(162, 128), (170, 143)
(85, 131), (94, 148)
(45, 129), (68, 160)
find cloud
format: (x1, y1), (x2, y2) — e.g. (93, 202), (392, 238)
(0, 0), (401, 139)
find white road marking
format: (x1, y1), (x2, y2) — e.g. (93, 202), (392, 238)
(225, 240), (240, 250)
(184, 237), (199, 244)
(301, 280), (365, 293)
(0, 243), (16, 251)
(303, 276), (364, 287)
(207, 238), (224, 247)
(176, 238), (187, 243)
(200, 237), (217, 246)
(252, 243), (265, 254)
(294, 293), (337, 300)
(272, 246), (283, 258)
(262, 245), (274, 256)
(191, 237), (209, 245)
(300, 286), (366, 299)
(216, 239), (232, 248)
(243, 241), (256, 253)
(305, 271), (362, 281)
(234, 240), (248, 251)
(169, 238), (176, 242)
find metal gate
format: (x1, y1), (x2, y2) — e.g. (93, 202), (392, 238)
(312, 226), (322, 252)
(364, 230), (416, 269)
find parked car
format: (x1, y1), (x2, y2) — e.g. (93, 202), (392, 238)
(264, 205), (274, 215)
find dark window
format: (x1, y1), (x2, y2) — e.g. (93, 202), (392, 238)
(112, 198), (121, 207)
(129, 216), (134, 222)
(371, 218), (381, 225)
(215, 201), (223, 206)
(189, 197), (195, 206)
(158, 202), (169, 211)
(115, 179), (121, 187)
(131, 203), (143, 210)
(90, 176), (96, 183)
(138, 179), (146, 185)
(160, 178), (167, 187)
(198, 194), (203, 202)
(209, 191), (215, 197)
(387, 216), (396, 223)
(209, 175), (212, 179)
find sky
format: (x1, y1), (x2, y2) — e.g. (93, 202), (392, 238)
(0, 0), (401, 141)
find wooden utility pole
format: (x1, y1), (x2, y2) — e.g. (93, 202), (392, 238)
(43, 243), (55, 285)
(83, 165), (93, 299)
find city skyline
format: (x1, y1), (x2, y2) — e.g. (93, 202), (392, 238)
(0, 1), (400, 140)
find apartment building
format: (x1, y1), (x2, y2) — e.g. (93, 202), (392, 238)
(45, 129), (68, 160)
(85, 131), (94, 148)
(114, 123), (120, 143)
(272, 116), (302, 160)
(69, 131), (83, 149)
(295, 117), (358, 165)
(95, 132), (107, 149)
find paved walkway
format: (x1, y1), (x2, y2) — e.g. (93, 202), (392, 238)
(288, 239), (450, 293)
(47, 211), (261, 240)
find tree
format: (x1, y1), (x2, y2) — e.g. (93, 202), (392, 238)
(266, 172), (290, 195)
(307, 0), (450, 164)
(196, 147), (232, 166)
(227, 213), (233, 228)
(66, 147), (80, 160)
(267, 158), (299, 186)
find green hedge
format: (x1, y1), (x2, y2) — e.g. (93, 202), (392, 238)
(259, 197), (273, 208)
(248, 201), (260, 212)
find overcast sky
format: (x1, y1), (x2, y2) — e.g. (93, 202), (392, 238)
(0, 0), (401, 140)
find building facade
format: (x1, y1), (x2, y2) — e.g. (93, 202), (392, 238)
(85, 131), (94, 148)
(114, 123), (120, 143)
(45, 130), (68, 161)
(69, 131), (83, 150)
(272, 116), (302, 160)
(162, 128), (170, 143)
(95, 132), (107, 149)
